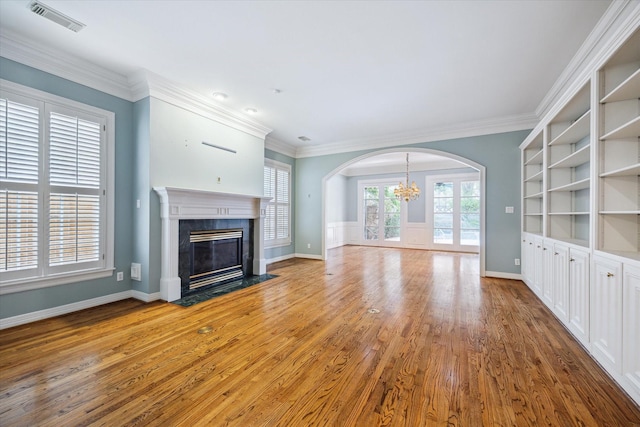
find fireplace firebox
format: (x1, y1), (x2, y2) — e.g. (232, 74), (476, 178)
(189, 229), (243, 290)
(179, 218), (254, 297)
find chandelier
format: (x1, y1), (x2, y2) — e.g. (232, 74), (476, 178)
(394, 153), (420, 202)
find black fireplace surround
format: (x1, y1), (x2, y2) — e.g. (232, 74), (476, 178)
(179, 219), (254, 297)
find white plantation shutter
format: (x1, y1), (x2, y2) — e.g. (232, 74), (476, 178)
(264, 160), (291, 246)
(0, 81), (113, 290)
(0, 97), (40, 272)
(48, 111), (102, 267)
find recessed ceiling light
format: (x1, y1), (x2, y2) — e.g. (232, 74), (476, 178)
(298, 136), (311, 142)
(245, 108), (258, 114)
(272, 88), (282, 94)
(212, 92), (228, 101)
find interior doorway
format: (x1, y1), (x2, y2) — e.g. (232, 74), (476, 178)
(322, 148), (486, 276)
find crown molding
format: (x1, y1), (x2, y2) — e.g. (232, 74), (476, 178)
(0, 28), (133, 101)
(265, 135), (297, 158)
(294, 112), (538, 158)
(0, 29), (272, 140)
(535, 0), (640, 120)
(129, 69), (272, 140)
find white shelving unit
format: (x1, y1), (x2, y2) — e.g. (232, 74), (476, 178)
(598, 28), (640, 257)
(547, 83), (591, 247)
(520, 23), (640, 407)
(522, 131), (545, 235)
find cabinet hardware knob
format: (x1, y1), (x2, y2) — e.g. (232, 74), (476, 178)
(529, 242), (533, 245)
(607, 272), (614, 278)
(543, 248), (547, 250)
(570, 258), (575, 262)
(554, 252), (559, 255)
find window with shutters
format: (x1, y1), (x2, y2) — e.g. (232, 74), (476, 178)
(264, 159), (291, 247)
(0, 80), (114, 293)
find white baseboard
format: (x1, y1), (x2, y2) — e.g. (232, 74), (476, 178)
(0, 290), (133, 330)
(0, 289), (165, 330)
(294, 253), (324, 260)
(266, 253), (296, 264)
(131, 290), (161, 302)
(485, 271), (522, 281)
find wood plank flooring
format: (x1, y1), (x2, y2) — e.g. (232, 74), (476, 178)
(1, 246), (639, 426)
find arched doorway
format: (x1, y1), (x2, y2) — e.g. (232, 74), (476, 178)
(321, 148), (486, 276)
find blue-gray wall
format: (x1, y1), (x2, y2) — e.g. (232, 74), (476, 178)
(295, 131), (527, 274)
(0, 58), (135, 318)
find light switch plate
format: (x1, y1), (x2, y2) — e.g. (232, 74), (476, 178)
(505, 206), (514, 214)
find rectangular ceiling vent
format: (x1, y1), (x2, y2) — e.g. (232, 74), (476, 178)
(29, 1), (86, 32)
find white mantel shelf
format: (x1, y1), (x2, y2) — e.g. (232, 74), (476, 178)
(154, 187), (271, 302)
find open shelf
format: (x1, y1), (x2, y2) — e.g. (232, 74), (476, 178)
(524, 148), (544, 166)
(548, 145), (590, 169)
(600, 115), (640, 140)
(601, 68), (640, 103)
(548, 211), (590, 215)
(549, 178), (590, 192)
(524, 170), (543, 182)
(549, 110), (590, 146)
(600, 163), (640, 178)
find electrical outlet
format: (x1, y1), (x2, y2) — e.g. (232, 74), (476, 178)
(505, 206), (514, 214)
(117, 271), (123, 281)
(515, 258), (520, 266)
(307, 243), (311, 249)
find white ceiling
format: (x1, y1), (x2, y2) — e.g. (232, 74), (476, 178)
(0, 0), (611, 156)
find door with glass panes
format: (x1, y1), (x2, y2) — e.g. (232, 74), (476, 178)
(426, 174), (480, 252)
(361, 182), (403, 246)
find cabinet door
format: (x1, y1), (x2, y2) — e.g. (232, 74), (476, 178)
(523, 237), (535, 288)
(533, 237), (544, 296)
(542, 241), (554, 306)
(590, 256), (623, 373)
(568, 248), (589, 345)
(553, 244), (569, 322)
(623, 262), (640, 398)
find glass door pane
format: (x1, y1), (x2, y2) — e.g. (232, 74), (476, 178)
(460, 181), (480, 246)
(384, 185), (400, 241)
(433, 182), (453, 244)
(363, 186), (379, 240)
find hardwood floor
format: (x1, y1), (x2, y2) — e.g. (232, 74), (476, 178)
(1, 246), (639, 426)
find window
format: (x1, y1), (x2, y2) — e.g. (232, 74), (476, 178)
(0, 80), (114, 293)
(264, 159), (291, 247)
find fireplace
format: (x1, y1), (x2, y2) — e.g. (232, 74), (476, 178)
(179, 219), (253, 297)
(190, 229), (243, 289)
(154, 187), (270, 302)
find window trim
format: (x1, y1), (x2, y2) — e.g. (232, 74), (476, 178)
(264, 158), (291, 248)
(0, 79), (115, 295)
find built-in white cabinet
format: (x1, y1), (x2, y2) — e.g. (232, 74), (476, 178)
(623, 262), (640, 397)
(568, 247), (589, 346)
(520, 27), (640, 406)
(542, 239), (554, 305)
(590, 256), (623, 373)
(552, 242), (570, 322)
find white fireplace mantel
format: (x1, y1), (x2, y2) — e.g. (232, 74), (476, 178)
(154, 187), (271, 301)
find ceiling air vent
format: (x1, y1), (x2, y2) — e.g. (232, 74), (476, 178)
(29, 1), (86, 32)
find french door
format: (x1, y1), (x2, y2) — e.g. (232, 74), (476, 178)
(426, 174), (480, 252)
(360, 181), (403, 246)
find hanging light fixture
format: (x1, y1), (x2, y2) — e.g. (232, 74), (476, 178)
(394, 153), (420, 202)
